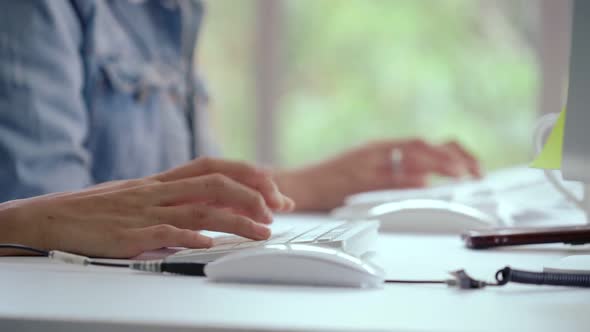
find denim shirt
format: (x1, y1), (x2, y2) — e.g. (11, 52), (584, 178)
(0, 0), (213, 201)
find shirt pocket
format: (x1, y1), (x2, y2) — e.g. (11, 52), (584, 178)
(88, 56), (191, 182)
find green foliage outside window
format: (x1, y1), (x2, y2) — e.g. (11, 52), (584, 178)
(201, 0), (539, 171)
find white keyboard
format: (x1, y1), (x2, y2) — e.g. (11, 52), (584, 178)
(166, 220), (380, 263)
(333, 166), (587, 227)
(342, 166), (549, 206)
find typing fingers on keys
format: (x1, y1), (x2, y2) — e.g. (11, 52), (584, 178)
(150, 205), (271, 241)
(120, 225), (214, 257)
(402, 139), (474, 178)
(152, 157), (294, 212)
(439, 141), (482, 178)
(139, 174), (274, 224)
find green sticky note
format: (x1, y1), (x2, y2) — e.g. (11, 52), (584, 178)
(530, 108), (567, 169)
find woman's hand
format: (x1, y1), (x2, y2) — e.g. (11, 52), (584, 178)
(0, 158), (294, 258)
(275, 139), (480, 211)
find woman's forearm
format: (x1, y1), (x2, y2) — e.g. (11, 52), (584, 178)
(0, 202), (40, 256)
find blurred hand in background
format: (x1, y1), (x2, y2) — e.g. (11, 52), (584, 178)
(275, 139), (480, 211)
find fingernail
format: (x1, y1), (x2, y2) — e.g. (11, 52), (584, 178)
(473, 166), (483, 178)
(272, 183), (284, 201)
(255, 225), (271, 239)
(271, 193), (283, 209)
(447, 165), (464, 177)
(204, 237), (213, 248)
(285, 197), (296, 211)
(261, 208), (274, 224)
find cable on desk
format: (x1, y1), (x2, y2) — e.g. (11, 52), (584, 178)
(2, 243), (590, 287)
(46, 248), (129, 268)
(496, 266), (590, 288)
(0, 244), (49, 256)
(385, 279), (447, 285)
(385, 270), (501, 289)
(0, 243), (128, 268)
(129, 260), (206, 276)
(0, 243), (205, 275)
(89, 261), (130, 268)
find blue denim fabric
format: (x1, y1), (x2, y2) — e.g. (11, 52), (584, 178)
(0, 0), (212, 202)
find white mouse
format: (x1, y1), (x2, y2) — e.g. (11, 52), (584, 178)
(204, 244), (385, 288)
(362, 199), (498, 234)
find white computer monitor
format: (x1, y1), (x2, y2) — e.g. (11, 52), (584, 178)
(559, 0), (590, 263)
(563, 0), (590, 183)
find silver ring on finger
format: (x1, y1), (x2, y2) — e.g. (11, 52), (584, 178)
(391, 148), (404, 176)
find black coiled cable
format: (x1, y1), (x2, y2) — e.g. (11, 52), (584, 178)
(496, 266), (590, 288)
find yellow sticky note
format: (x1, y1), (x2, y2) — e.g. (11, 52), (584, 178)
(530, 108), (567, 169)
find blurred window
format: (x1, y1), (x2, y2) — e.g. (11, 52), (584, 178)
(201, 0), (541, 170)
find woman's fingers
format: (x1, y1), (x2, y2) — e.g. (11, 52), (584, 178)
(152, 157), (292, 211)
(390, 174), (428, 189)
(141, 174), (274, 224)
(152, 204), (272, 241)
(40, 178), (160, 202)
(440, 141), (482, 178)
(124, 225), (213, 256)
(368, 139), (480, 184)
(402, 140), (463, 177)
(383, 139), (473, 179)
(153, 157), (256, 182)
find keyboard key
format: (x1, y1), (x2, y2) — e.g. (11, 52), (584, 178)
(233, 241), (267, 249)
(207, 243), (240, 251)
(212, 235), (249, 247)
(316, 226), (348, 240)
(171, 248), (207, 256)
(266, 231), (300, 244)
(289, 224), (340, 243)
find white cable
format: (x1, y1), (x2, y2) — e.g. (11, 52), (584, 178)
(48, 250), (91, 266)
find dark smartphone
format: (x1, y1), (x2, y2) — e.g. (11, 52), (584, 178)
(462, 225), (590, 249)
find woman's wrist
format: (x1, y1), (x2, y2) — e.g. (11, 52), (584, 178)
(0, 203), (41, 256)
(274, 164), (345, 212)
(274, 160), (356, 212)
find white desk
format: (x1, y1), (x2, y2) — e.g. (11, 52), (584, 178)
(1, 214), (589, 332)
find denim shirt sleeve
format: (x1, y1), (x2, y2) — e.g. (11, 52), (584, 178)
(0, 0), (92, 201)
